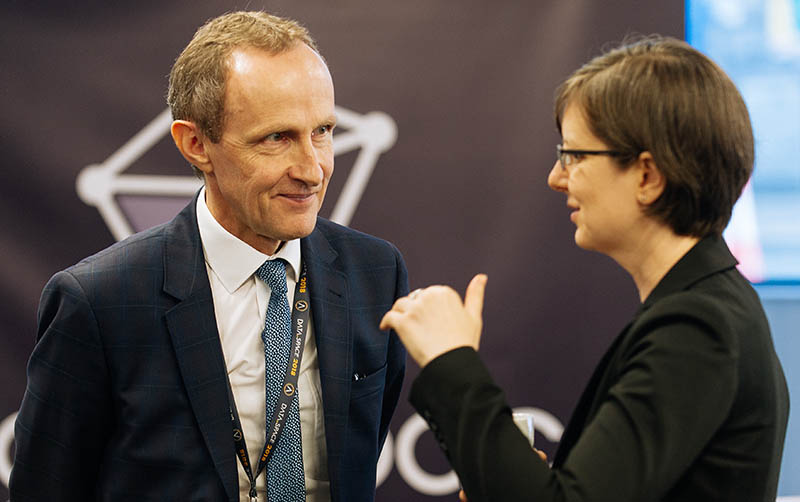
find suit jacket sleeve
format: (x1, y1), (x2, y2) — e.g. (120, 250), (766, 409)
(409, 292), (739, 502)
(11, 270), (113, 500)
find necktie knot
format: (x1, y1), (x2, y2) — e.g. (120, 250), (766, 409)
(257, 259), (288, 295)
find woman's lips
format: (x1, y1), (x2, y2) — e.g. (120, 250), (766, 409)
(568, 203), (579, 222)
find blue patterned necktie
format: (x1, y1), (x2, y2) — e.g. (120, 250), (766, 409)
(256, 259), (306, 501)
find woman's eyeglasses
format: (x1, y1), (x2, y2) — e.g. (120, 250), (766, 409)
(556, 144), (623, 173)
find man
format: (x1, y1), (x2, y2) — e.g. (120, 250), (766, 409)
(11, 11), (407, 502)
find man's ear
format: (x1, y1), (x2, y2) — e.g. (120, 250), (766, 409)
(170, 120), (213, 174)
(635, 151), (666, 205)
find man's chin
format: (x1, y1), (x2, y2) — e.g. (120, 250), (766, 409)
(272, 219), (319, 242)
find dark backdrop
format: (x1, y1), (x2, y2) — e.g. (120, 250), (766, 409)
(0, 2), (682, 500)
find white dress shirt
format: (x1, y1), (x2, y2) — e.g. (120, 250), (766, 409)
(196, 190), (330, 501)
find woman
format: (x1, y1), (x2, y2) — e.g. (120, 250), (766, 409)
(380, 36), (789, 501)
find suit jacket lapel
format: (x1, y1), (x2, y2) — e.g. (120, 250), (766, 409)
(162, 198), (238, 501)
(301, 222), (350, 498)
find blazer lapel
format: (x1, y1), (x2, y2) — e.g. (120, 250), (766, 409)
(162, 198), (238, 501)
(301, 222), (350, 498)
(553, 237), (737, 468)
(552, 318), (633, 468)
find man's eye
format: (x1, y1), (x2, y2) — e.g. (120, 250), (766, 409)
(314, 124), (334, 136)
(264, 132), (286, 142)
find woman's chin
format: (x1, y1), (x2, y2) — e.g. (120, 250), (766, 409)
(573, 229), (598, 252)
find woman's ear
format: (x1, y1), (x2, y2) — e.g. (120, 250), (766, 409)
(635, 151), (665, 205)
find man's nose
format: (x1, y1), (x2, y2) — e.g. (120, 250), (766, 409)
(289, 138), (325, 185)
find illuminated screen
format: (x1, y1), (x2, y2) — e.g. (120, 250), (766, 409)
(687, 0), (800, 284)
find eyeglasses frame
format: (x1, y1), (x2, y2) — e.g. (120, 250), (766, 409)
(556, 144), (624, 173)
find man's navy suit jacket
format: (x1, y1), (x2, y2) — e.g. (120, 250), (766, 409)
(11, 198), (408, 501)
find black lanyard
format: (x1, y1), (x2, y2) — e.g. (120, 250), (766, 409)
(225, 263), (311, 502)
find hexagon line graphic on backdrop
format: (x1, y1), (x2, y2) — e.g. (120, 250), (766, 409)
(77, 106), (397, 241)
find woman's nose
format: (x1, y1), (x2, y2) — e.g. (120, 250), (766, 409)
(547, 160), (568, 193)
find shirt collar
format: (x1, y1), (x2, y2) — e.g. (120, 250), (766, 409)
(196, 187), (302, 293)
